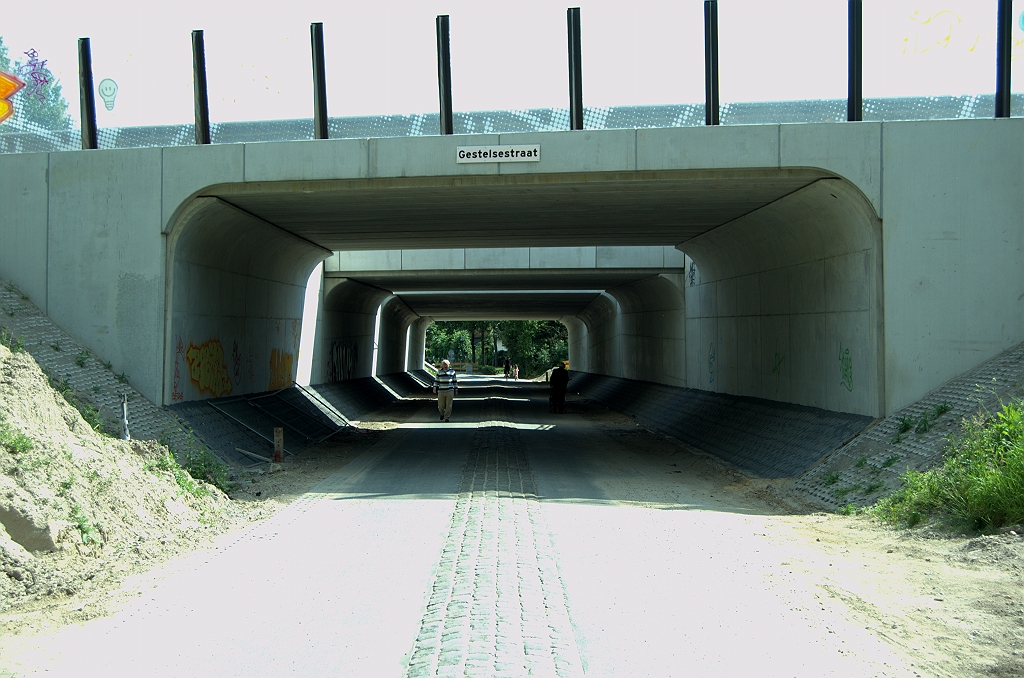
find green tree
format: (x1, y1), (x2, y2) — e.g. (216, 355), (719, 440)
(0, 36), (72, 131)
(425, 323), (472, 363)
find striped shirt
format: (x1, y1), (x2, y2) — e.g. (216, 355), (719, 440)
(433, 369), (458, 393)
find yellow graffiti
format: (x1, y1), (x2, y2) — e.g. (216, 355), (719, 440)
(185, 340), (233, 397)
(268, 349), (294, 390)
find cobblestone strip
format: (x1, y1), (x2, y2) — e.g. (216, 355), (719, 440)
(406, 406), (582, 678)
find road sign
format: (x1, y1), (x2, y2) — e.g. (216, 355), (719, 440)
(0, 70), (26, 124)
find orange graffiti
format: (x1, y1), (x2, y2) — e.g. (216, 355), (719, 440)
(268, 349), (294, 390)
(185, 340), (233, 397)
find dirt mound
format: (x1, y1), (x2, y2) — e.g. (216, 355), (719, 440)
(0, 342), (234, 611)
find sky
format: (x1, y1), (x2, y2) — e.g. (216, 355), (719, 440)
(2, 0), (1023, 128)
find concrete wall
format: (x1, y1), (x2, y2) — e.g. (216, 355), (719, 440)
(165, 198), (330, 402)
(376, 296), (420, 376)
(562, 316), (588, 372)
(878, 119), (1024, 413)
(407, 317), (433, 371)
(320, 279), (391, 382)
(1, 119), (1020, 412)
(680, 179), (883, 416)
(575, 276), (687, 387)
(325, 246), (688, 273)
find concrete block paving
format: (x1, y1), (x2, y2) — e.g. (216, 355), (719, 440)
(405, 401), (583, 678)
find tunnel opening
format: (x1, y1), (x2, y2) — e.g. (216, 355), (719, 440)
(163, 167), (882, 475)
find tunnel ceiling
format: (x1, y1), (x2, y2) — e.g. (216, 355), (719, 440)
(326, 269), (678, 292)
(208, 169), (829, 250)
(395, 291), (602, 320)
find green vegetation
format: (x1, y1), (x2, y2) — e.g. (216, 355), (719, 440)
(75, 350), (89, 367)
(0, 415), (33, 454)
(154, 430), (234, 495)
(46, 371), (105, 434)
(148, 448), (209, 499)
(69, 504), (101, 544)
(1, 326), (25, 353)
(182, 443), (232, 494)
(116, 372), (129, 384)
(823, 471), (840, 486)
(426, 320), (569, 378)
(882, 454), (901, 468)
(855, 456), (867, 468)
(832, 484), (860, 500)
(868, 400), (1024, 530)
(50, 341), (60, 352)
(102, 361), (112, 370)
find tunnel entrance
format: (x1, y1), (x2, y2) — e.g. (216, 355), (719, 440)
(164, 166), (883, 433)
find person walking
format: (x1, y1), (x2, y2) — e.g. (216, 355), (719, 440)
(432, 359), (458, 422)
(503, 357), (511, 380)
(549, 361), (569, 413)
(513, 364), (519, 381)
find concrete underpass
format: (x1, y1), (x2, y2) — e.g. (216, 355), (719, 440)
(2, 117), (1022, 677)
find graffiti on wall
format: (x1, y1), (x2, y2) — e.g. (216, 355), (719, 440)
(231, 340), (241, 386)
(268, 349), (294, 390)
(185, 339), (233, 397)
(18, 50), (51, 104)
(708, 342), (716, 384)
(771, 340), (785, 394)
(171, 337), (185, 401)
(839, 343), (854, 392)
(688, 262), (698, 287)
(327, 340), (357, 382)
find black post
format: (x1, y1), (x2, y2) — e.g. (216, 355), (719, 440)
(311, 22), (329, 139)
(567, 7), (583, 131)
(703, 1), (719, 126)
(191, 30), (211, 145)
(78, 37), (98, 150)
(436, 15), (453, 135)
(995, 0), (1011, 118)
(847, 0), (862, 121)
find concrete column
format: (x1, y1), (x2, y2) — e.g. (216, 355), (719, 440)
(407, 317), (434, 371)
(320, 278), (392, 382)
(376, 296), (420, 376)
(561, 316), (587, 372)
(604, 274), (686, 386)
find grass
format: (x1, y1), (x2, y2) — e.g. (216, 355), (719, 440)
(868, 399), (1024, 530)
(46, 372), (106, 435)
(855, 456), (867, 468)
(69, 504), (101, 544)
(823, 471), (840, 486)
(833, 484), (861, 499)
(102, 360), (112, 370)
(116, 372), (128, 384)
(0, 416), (34, 454)
(882, 454), (901, 468)
(147, 449), (209, 499)
(50, 341), (61, 352)
(75, 350), (89, 367)
(1, 327), (25, 353)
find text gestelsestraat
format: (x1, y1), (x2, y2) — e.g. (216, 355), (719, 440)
(456, 145), (540, 163)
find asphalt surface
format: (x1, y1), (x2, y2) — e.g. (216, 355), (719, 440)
(7, 376), (912, 677)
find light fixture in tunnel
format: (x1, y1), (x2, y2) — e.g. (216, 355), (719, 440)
(393, 290), (605, 295)
(396, 421), (555, 431)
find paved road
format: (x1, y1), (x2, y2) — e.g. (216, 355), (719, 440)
(9, 376), (912, 677)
